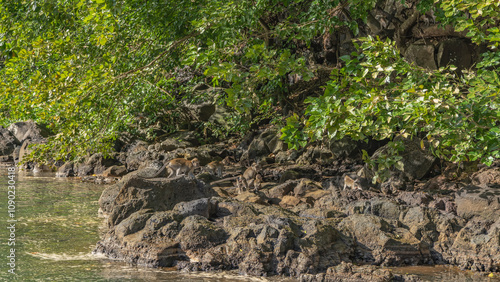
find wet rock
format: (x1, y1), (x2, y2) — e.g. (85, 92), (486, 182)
(299, 262), (402, 282)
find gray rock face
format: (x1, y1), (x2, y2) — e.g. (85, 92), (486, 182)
(7, 120), (50, 143)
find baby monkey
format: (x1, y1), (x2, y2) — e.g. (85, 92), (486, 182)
(152, 158), (200, 179)
(343, 175), (362, 190)
(238, 162), (262, 193)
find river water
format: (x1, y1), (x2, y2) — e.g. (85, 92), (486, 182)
(0, 166), (496, 281)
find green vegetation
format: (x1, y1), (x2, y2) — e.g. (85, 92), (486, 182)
(0, 0), (498, 171)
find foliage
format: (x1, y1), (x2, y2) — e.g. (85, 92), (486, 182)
(0, 0), (374, 163)
(282, 0), (500, 177)
(0, 0), (499, 171)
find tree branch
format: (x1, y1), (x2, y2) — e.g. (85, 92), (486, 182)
(115, 30), (201, 79)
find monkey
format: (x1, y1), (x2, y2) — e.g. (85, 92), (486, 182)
(240, 162), (262, 192)
(253, 174), (263, 191)
(204, 157), (229, 178)
(150, 158), (200, 179)
(236, 176), (244, 194)
(343, 175), (362, 190)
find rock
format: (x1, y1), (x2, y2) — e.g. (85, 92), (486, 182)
(235, 191), (268, 205)
(294, 179), (323, 197)
(280, 169), (302, 183)
(266, 180), (299, 199)
(0, 126), (19, 157)
(299, 207), (343, 219)
(296, 145), (333, 165)
(397, 192), (433, 207)
(184, 102), (216, 121)
(177, 215), (227, 249)
(339, 214), (432, 266)
(327, 137), (358, 159)
(445, 217), (500, 272)
(455, 185), (500, 220)
(437, 39), (472, 71)
(106, 175), (217, 226)
(77, 153), (119, 176)
(168, 131), (199, 147)
(102, 165), (128, 177)
(369, 137), (436, 181)
(56, 161), (76, 177)
(299, 262), (400, 282)
(280, 195), (301, 208)
(156, 138), (188, 152)
(241, 138), (269, 163)
(302, 189), (330, 203)
(471, 167), (500, 186)
(18, 140), (34, 166)
(124, 141), (151, 171)
(115, 211), (154, 238)
(173, 198), (218, 218)
(7, 120), (50, 143)
(404, 43), (437, 70)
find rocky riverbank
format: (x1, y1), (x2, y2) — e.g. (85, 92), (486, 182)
(87, 127), (499, 281)
(1, 121), (500, 280)
(2, 118), (499, 281)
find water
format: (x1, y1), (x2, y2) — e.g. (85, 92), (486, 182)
(0, 166), (269, 281)
(0, 166), (497, 281)
(391, 265), (500, 281)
